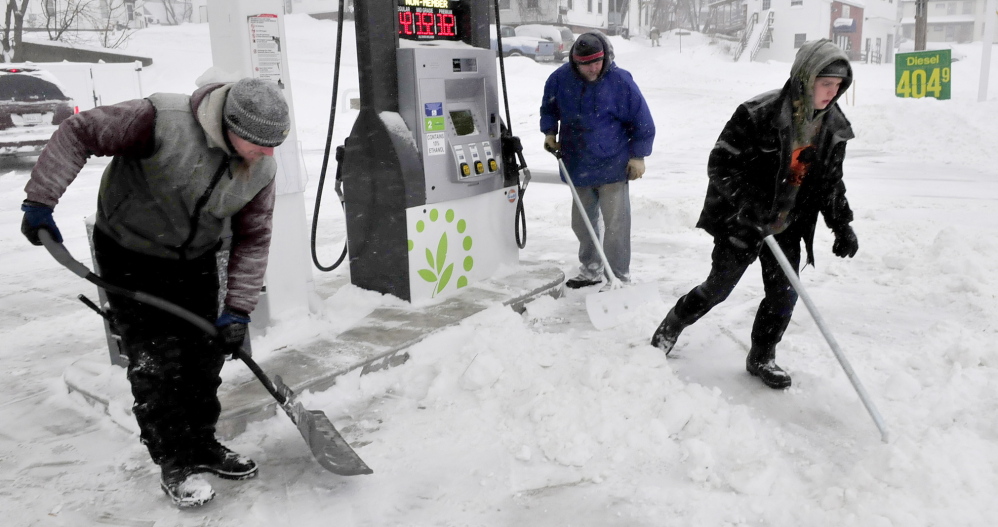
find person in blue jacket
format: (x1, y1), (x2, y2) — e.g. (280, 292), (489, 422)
(540, 31), (655, 289)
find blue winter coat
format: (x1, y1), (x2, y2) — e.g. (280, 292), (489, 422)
(540, 55), (655, 187)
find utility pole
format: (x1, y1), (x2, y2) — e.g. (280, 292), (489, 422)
(980, 0), (997, 102)
(914, 0), (928, 50)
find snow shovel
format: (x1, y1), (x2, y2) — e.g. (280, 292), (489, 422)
(763, 234), (890, 443)
(37, 229), (374, 475)
(553, 154), (661, 330)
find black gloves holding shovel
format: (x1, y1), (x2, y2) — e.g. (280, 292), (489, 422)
(727, 204), (859, 258)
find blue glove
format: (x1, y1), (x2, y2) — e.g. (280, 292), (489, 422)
(215, 307), (251, 357)
(21, 201), (63, 245)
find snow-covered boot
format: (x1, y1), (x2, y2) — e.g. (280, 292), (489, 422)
(193, 440), (258, 480)
(650, 308), (685, 355)
(160, 464), (215, 508)
(746, 346), (791, 389)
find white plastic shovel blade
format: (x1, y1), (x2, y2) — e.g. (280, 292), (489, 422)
(585, 283), (662, 330)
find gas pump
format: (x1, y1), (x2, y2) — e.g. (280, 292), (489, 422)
(334, 0), (527, 303)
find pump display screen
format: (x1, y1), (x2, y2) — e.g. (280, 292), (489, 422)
(398, 0), (459, 41)
(449, 110), (476, 136)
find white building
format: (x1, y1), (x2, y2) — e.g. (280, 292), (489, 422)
(899, 0), (995, 43)
(498, 0), (649, 38)
(708, 0), (901, 63)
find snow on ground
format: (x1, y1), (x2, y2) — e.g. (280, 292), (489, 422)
(2, 17), (997, 526)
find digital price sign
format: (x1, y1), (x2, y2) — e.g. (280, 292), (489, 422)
(398, 0), (459, 41)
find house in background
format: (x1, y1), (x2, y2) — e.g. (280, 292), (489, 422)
(708, 0), (901, 63)
(899, 0), (994, 43)
(498, 0), (651, 39)
(22, 1), (196, 32)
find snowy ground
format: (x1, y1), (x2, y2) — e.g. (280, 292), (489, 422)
(2, 17), (997, 527)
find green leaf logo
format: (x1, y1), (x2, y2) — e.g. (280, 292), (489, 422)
(410, 208), (475, 297)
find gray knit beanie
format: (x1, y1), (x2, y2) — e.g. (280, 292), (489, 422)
(223, 78), (290, 148)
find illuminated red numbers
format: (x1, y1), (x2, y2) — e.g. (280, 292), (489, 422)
(397, 7), (457, 40)
(398, 11), (414, 35)
(436, 13), (455, 37)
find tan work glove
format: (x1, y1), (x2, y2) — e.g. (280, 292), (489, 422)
(627, 158), (645, 180)
(544, 134), (560, 154)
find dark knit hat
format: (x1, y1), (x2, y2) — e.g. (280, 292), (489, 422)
(572, 33), (605, 64)
(817, 60), (850, 78)
(223, 78), (290, 148)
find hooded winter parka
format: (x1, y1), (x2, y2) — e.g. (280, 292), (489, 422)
(540, 32), (655, 187)
(696, 39), (855, 265)
(24, 83), (276, 313)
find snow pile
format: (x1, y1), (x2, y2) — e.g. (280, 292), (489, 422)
(2, 15), (997, 527)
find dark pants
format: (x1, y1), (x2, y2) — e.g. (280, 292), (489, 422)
(672, 231), (802, 354)
(94, 228), (225, 467)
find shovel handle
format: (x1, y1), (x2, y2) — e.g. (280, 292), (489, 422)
(763, 235), (890, 443)
(555, 156), (620, 288)
(235, 349), (288, 406)
(38, 229), (219, 337)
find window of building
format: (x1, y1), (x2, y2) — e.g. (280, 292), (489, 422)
(934, 3), (946, 11)
(598, 0), (603, 14)
(762, 0), (770, 9)
(963, 1), (974, 13)
(947, 2), (957, 14)
(588, 0), (592, 13)
(567, 0), (573, 9)
(945, 25), (956, 38)
(794, 33), (807, 48)
(790, 0), (803, 6)
(842, 5), (850, 17)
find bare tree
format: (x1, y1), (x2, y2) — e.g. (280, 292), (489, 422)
(160, 0), (192, 26)
(516, 0), (556, 24)
(678, 0), (709, 32)
(648, 0), (679, 31)
(82, 0), (136, 48)
(1, 0), (30, 62)
(43, 0), (99, 43)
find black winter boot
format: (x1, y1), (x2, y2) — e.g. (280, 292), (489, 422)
(160, 463), (215, 508)
(650, 308), (685, 356)
(192, 440), (258, 480)
(746, 345), (792, 389)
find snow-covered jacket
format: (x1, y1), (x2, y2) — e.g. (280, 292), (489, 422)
(696, 39), (855, 266)
(539, 32), (655, 187)
(23, 83), (276, 313)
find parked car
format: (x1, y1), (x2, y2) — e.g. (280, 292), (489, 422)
(513, 24), (577, 61)
(490, 25), (556, 61)
(0, 66), (77, 158)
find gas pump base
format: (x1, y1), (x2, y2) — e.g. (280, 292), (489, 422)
(62, 261), (563, 440)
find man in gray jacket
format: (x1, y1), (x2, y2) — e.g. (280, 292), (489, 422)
(20, 78), (289, 508)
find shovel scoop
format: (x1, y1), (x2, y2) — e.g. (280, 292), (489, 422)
(554, 155), (662, 329)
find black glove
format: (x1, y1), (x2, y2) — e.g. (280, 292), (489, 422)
(21, 201), (63, 246)
(832, 225), (859, 258)
(215, 307), (250, 358)
(727, 206), (774, 250)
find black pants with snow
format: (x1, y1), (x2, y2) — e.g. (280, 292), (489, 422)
(671, 230), (802, 356)
(94, 228), (225, 467)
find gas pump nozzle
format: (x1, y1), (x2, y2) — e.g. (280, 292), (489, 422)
(500, 131), (530, 190)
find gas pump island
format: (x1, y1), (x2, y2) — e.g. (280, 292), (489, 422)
(342, 0), (530, 303)
(62, 0), (563, 447)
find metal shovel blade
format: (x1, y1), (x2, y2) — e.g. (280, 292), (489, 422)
(585, 283), (662, 330)
(273, 375), (374, 476)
